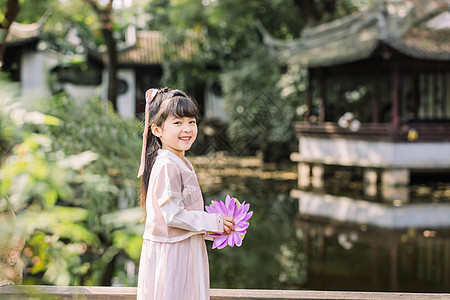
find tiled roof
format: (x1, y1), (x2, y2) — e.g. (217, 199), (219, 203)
(388, 26), (450, 60)
(5, 21), (42, 46)
(113, 31), (197, 66)
(262, 0), (450, 67)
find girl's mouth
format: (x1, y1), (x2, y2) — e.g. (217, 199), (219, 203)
(179, 137), (191, 141)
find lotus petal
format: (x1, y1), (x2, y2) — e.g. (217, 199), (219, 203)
(225, 195), (232, 206)
(233, 202), (248, 221)
(213, 234), (228, 249)
(234, 233), (243, 247)
(240, 211), (253, 223)
(235, 221), (249, 231)
(226, 195), (236, 217)
(235, 229), (247, 235)
(214, 200), (228, 216)
(205, 204), (217, 214)
(228, 231), (242, 247)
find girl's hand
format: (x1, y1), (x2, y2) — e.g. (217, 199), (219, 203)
(222, 216), (235, 234)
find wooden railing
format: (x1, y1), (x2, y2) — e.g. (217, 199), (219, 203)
(294, 122), (450, 142)
(1, 285), (449, 300)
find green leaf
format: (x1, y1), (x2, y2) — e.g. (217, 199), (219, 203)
(43, 188), (58, 208)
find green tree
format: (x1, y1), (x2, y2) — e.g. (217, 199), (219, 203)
(148, 0), (372, 160)
(0, 81), (102, 285)
(10, 0), (146, 110)
(34, 93), (143, 285)
(0, 0), (19, 66)
(0, 75), (144, 285)
(82, 0), (118, 110)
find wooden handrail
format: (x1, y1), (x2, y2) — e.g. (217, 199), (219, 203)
(0, 285), (449, 300)
(293, 122), (450, 142)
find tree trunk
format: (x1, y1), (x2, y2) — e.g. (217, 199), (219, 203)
(84, 0), (118, 111)
(102, 20), (118, 111)
(0, 0), (20, 68)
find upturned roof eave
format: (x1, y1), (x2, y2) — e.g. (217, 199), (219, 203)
(261, 0), (450, 68)
(4, 10), (51, 47)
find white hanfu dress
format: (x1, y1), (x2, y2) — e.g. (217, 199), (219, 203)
(137, 149), (224, 300)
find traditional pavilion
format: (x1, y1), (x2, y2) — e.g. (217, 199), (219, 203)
(261, 1), (450, 288)
(262, 0), (450, 192)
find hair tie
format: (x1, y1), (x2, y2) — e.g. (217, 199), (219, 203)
(137, 88), (159, 178)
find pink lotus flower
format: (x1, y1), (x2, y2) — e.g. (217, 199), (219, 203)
(205, 195), (253, 249)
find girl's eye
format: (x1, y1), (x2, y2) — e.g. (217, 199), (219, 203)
(189, 120), (196, 124)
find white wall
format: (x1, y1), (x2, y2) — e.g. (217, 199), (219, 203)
(299, 137), (450, 169)
(295, 190), (450, 229)
(204, 80), (229, 122)
(20, 50), (57, 99)
(102, 68), (136, 118)
(117, 69), (136, 118)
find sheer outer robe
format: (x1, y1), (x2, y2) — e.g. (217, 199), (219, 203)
(143, 149), (223, 242)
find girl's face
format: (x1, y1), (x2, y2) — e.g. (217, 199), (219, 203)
(152, 115), (197, 159)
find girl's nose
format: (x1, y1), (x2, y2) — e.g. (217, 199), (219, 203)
(182, 124), (191, 132)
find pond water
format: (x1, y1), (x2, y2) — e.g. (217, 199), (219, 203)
(197, 161), (450, 293)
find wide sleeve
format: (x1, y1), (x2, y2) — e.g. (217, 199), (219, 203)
(152, 162), (224, 233)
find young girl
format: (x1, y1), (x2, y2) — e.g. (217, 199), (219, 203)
(136, 87), (234, 300)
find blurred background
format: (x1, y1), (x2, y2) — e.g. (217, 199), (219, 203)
(1, 0), (449, 293)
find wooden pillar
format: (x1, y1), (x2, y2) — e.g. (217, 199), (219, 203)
(303, 225), (311, 264)
(371, 246), (380, 290)
(418, 238), (425, 280)
(311, 164), (324, 189)
(381, 168), (410, 202)
(390, 239), (399, 291)
(426, 238), (433, 281)
(410, 73), (419, 118)
(372, 75), (380, 123)
(298, 163), (311, 188)
(306, 69), (313, 122)
(391, 65), (401, 134)
(319, 69), (326, 122)
(446, 73), (450, 118)
(444, 239), (450, 288)
(364, 168), (378, 198)
(317, 229), (325, 259)
(428, 74), (434, 119)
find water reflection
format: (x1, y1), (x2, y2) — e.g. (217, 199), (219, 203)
(293, 169), (450, 293)
(203, 176), (304, 289)
(196, 160), (450, 292)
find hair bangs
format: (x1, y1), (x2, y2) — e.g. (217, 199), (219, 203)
(168, 96), (198, 120)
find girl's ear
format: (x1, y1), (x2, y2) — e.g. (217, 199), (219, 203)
(151, 124), (161, 137)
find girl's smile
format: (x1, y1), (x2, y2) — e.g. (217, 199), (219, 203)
(179, 136), (192, 142)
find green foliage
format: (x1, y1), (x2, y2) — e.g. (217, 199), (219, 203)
(0, 77), (144, 285)
(0, 89), (104, 285)
(101, 206), (144, 261)
(15, 0), (58, 23)
(35, 94), (141, 224)
(147, 0), (375, 160)
(220, 44), (299, 158)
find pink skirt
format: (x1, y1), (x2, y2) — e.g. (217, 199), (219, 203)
(137, 234), (210, 300)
